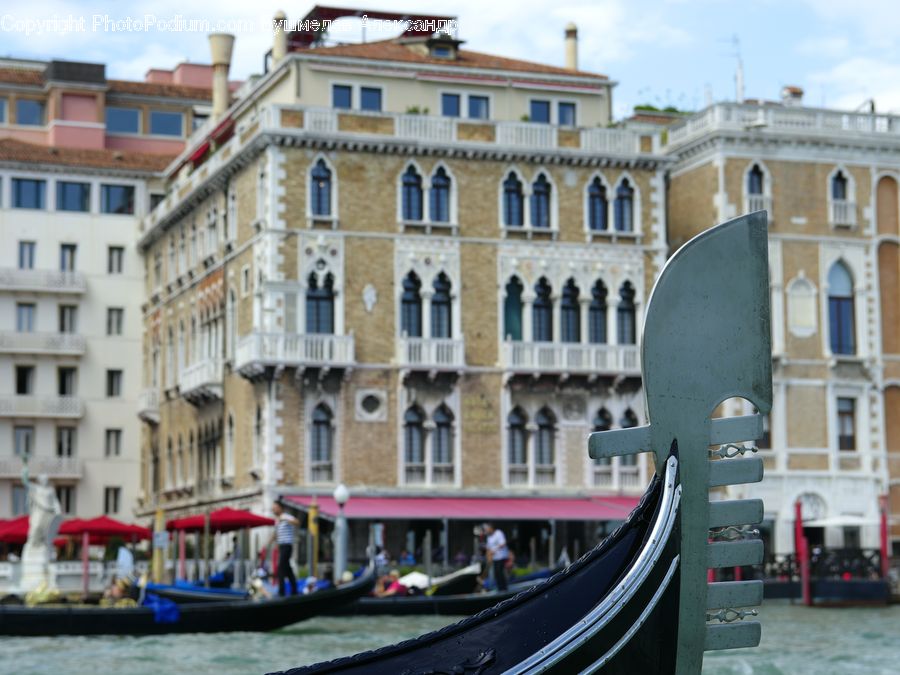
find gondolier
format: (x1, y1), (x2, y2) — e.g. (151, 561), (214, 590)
(270, 502), (299, 596)
(484, 522), (509, 591)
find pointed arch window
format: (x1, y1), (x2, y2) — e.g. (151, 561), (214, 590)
(619, 408), (639, 467)
(503, 172), (524, 227)
(310, 159), (332, 217)
(832, 170), (848, 201)
(404, 406), (426, 483)
(588, 177), (608, 231)
(253, 405), (263, 468)
(535, 407), (556, 484)
(828, 261), (855, 355)
(589, 280), (608, 344)
(508, 407), (528, 485)
(306, 272), (334, 334)
(310, 403), (334, 482)
(560, 278), (580, 343)
(592, 408), (614, 469)
(617, 282), (636, 345)
(431, 272), (452, 339)
(530, 173), (551, 228)
(614, 179), (634, 232)
(402, 166), (423, 221)
(533, 277), (553, 342)
(225, 413), (235, 477)
(433, 405), (454, 484)
(747, 165), (764, 195)
(401, 272), (423, 338)
(166, 438), (174, 489)
(504, 277), (524, 341)
(430, 167), (451, 223)
(226, 290), (237, 358)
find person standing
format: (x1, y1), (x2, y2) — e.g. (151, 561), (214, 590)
(270, 501), (299, 596)
(484, 522), (509, 591)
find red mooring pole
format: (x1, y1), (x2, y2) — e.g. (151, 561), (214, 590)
(794, 500), (811, 606)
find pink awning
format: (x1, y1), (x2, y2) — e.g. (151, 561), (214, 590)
(283, 495), (639, 522)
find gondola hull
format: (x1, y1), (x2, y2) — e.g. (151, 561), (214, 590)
(326, 588), (520, 617)
(147, 583), (250, 604)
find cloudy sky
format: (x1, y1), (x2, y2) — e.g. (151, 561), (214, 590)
(1, 0), (896, 118)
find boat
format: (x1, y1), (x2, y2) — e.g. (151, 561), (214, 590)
(144, 581), (250, 604)
(0, 567), (374, 636)
(270, 212), (773, 674)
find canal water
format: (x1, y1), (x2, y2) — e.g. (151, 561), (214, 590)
(0, 602), (897, 674)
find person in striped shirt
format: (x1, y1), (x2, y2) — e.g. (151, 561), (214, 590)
(270, 501), (299, 596)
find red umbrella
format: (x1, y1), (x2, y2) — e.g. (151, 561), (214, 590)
(59, 515), (151, 540)
(0, 516), (30, 544)
(167, 507), (274, 533)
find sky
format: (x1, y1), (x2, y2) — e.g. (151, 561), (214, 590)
(1, 0), (898, 119)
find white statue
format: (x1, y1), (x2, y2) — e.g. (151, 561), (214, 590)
(23, 474), (62, 554)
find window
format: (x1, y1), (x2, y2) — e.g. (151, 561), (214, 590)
(360, 87), (382, 112)
(57, 427), (76, 457)
(837, 397), (856, 451)
(18, 241), (35, 269)
(747, 165), (764, 195)
(150, 193), (165, 211)
(533, 277), (553, 342)
(558, 102), (576, 126)
(14, 426), (34, 457)
(617, 282), (636, 345)
(787, 276), (817, 337)
(56, 181), (90, 212)
(60, 244), (77, 271)
(332, 84), (352, 109)
(101, 184), (135, 214)
(16, 366), (34, 394)
(503, 172), (524, 226)
(56, 487), (75, 515)
(589, 280), (608, 344)
(441, 93), (460, 117)
(828, 262), (855, 355)
(433, 405), (454, 484)
(106, 107), (140, 134)
(104, 429), (122, 457)
(504, 277), (524, 341)
(16, 99), (44, 126)
(107, 307), (124, 335)
(12, 486), (27, 516)
(619, 409), (639, 467)
(530, 174), (551, 228)
(758, 414), (771, 450)
(430, 167), (451, 222)
(0, 98), (6, 123)
(432, 45), (452, 58)
(149, 110), (183, 136)
(192, 114), (209, 131)
(431, 273), (452, 338)
(832, 171), (848, 201)
(59, 305), (77, 333)
(226, 188), (237, 240)
(588, 177), (608, 231)
(592, 408), (614, 469)
(16, 303), (35, 332)
(404, 406), (426, 483)
(614, 179), (634, 232)
(225, 414), (235, 476)
(401, 272), (423, 338)
(106, 369), (122, 397)
(253, 406), (263, 468)
(508, 407), (528, 484)
(401, 166), (423, 221)
(530, 100), (551, 123)
(560, 279), (580, 343)
(310, 159), (332, 217)
(305, 273), (334, 334)
(468, 95), (489, 120)
(311, 404), (334, 482)
(104, 487), (121, 515)
(13, 178), (46, 209)
(107, 246), (124, 273)
(535, 407), (556, 484)
(58, 367), (76, 396)
(241, 266), (251, 296)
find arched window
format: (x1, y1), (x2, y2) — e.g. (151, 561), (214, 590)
(253, 405), (262, 468)
(226, 290), (237, 358)
(306, 272), (334, 334)
(404, 406), (426, 483)
(311, 403), (333, 482)
(431, 272), (452, 339)
(588, 177), (608, 231)
(503, 172), (524, 227)
(530, 173), (551, 228)
(504, 277), (524, 341)
(176, 436), (183, 487)
(225, 414), (235, 477)
(828, 261), (855, 355)
(430, 167), (451, 223)
(433, 405), (454, 483)
(786, 276), (817, 337)
(589, 280), (608, 344)
(614, 179), (634, 232)
(617, 282), (636, 345)
(401, 165), (423, 221)
(166, 438), (174, 489)
(310, 159), (332, 217)
(535, 407), (556, 484)
(187, 432), (194, 483)
(593, 408), (614, 467)
(401, 272), (422, 338)
(619, 408), (639, 467)
(560, 278), (580, 343)
(533, 277), (553, 342)
(832, 170), (848, 201)
(747, 164), (764, 195)
(508, 407), (528, 484)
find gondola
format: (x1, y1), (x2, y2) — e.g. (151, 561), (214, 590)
(144, 581), (250, 604)
(271, 212), (773, 675)
(0, 566), (375, 636)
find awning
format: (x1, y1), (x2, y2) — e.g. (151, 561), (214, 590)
(284, 495), (639, 522)
(167, 507), (275, 533)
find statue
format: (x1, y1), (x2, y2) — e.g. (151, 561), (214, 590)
(23, 473), (62, 554)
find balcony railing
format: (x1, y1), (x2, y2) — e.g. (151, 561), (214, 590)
(502, 341), (640, 375)
(138, 388), (160, 424)
(0, 456), (82, 479)
(0, 395), (83, 418)
(593, 466), (643, 492)
(0, 331), (85, 356)
(235, 332), (355, 374)
(179, 358), (223, 401)
(0, 268), (85, 294)
(745, 194), (772, 215)
(829, 200), (857, 227)
(397, 337), (465, 372)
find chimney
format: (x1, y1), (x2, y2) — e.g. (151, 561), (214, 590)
(565, 22), (578, 71)
(273, 11), (287, 66)
(208, 33), (235, 118)
(781, 85), (804, 107)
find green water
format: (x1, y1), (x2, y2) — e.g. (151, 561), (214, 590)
(0, 602), (897, 674)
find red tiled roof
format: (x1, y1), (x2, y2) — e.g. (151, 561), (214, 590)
(0, 139), (173, 172)
(297, 39), (608, 81)
(0, 67), (43, 86)
(107, 79), (212, 101)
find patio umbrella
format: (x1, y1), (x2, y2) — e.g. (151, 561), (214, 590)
(0, 516), (68, 546)
(59, 515), (151, 540)
(166, 507), (274, 533)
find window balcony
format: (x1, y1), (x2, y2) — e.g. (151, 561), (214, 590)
(179, 357), (223, 404)
(502, 341), (640, 377)
(745, 194), (772, 215)
(829, 200), (857, 227)
(0, 331), (85, 356)
(0, 456), (82, 479)
(592, 466), (643, 493)
(0, 268), (85, 294)
(234, 332), (355, 377)
(138, 388), (160, 424)
(0, 395), (83, 419)
(397, 337), (465, 375)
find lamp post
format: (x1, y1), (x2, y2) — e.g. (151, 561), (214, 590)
(333, 483), (350, 583)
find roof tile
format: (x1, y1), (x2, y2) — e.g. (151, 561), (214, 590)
(0, 138), (173, 172)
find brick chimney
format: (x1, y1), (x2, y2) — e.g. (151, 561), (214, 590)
(208, 33), (235, 117)
(565, 23), (578, 70)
